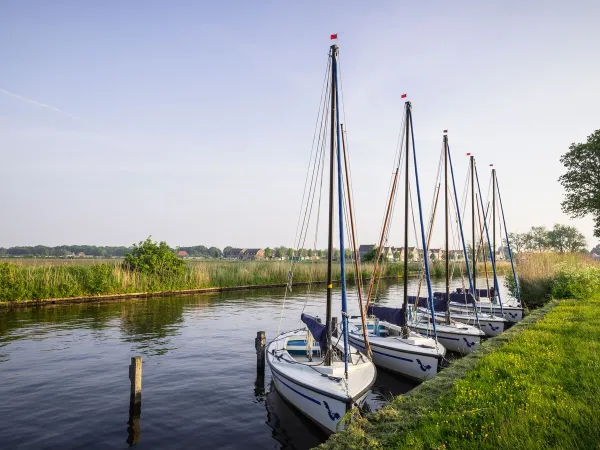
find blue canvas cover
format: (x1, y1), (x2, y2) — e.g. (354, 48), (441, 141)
(407, 295), (448, 312)
(445, 291), (477, 306)
(367, 305), (406, 327)
(301, 313), (328, 351)
(456, 287), (495, 298)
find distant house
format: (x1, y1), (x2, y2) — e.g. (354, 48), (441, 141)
(240, 248), (265, 261)
(358, 244), (375, 261)
(381, 247), (395, 261)
(177, 250), (188, 258)
(76, 252), (85, 257)
(429, 248), (444, 261)
(223, 248), (243, 259)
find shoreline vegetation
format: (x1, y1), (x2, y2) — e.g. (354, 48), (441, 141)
(319, 294), (600, 449)
(318, 252), (600, 449)
(0, 259), (512, 305)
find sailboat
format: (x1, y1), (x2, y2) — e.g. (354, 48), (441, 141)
(266, 41), (376, 434)
(403, 131), (485, 353)
(347, 99), (447, 379)
(444, 153), (508, 336)
(454, 168), (524, 323)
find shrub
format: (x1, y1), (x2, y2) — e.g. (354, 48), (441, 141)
(123, 237), (184, 277)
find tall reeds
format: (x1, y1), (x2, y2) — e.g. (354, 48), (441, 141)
(507, 252), (600, 308)
(0, 260), (423, 302)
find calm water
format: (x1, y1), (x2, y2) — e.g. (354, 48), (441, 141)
(0, 277), (510, 449)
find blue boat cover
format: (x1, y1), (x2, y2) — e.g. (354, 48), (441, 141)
(456, 287), (495, 298)
(443, 291), (477, 306)
(301, 313), (327, 351)
(367, 305), (406, 327)
(407, 295), (448, 312)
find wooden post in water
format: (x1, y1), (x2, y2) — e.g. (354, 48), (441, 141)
(127, 356), (142, 446)
(129, 356), (142, 404)
(255, 331), (266, 370)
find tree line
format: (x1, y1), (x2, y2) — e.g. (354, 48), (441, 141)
(508, 224), (587, 254)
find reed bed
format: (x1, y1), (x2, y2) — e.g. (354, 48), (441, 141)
(508, 253), (600, 308)
(0, 260), (423, 302)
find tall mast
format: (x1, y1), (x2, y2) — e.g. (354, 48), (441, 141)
(325, 44), (337, 366)
(333, 48), (349, 377)
(492, 168), (496, 276)
(471, 155), (477, 302)
(402, 101), (410, 339)
(444, 134), (450, 324)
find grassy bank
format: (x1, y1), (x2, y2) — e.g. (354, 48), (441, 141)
(321, 295), (600, 449)
(508, 253), (600, 308)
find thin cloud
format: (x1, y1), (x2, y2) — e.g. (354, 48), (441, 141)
(0, 88), (84, 121)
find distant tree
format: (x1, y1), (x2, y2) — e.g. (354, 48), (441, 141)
(264, 247), (273, 259)
(591, 244), (600, 255)
(393, 250), (401, 261)
(275, 247), (284, 259)
(559, 130), (600, 238)
(208, 247), (222, 258)
(223, 246), (233, 256)
(548, 224), (587, 253)
(299, 248), (308, 258)
(123, 237), (184, 276)
(286, 248), (294, 259)
(508, 232), (524, 253)
(333, 249), (340, 260)
(362, 247), (384, 263)
(529, 226), (549, 252)
(344, 248), (352, 260)
(317, 249), (323, 258)
(307, 248), (313, 258)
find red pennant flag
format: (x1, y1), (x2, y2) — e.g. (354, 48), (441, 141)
(443, 129), (448, 133)
(489, 164), (494, 167)
(330, 33), (338, 40)
(401, 93), (407, 98)
(466, 153), (471, 156)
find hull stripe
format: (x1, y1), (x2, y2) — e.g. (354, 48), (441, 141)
(349, 337), (414, 362)
(271, 371), (322, 405)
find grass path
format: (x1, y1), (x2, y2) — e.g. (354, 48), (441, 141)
(320, 297), (600, 449)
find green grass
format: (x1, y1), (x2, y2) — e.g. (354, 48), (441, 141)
(320, 296), (600, 449)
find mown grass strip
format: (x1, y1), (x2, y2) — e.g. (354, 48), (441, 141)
(320, 297), (600, 449)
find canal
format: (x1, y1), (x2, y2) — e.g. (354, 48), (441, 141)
(0, 277), (509, 449)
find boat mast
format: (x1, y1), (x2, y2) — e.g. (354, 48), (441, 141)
(444, 133), (450, 324)
(471, 155), (477, 302)
(333, 47), (349, 377)
(341, 124), (372, 358)
(496, 175), (521, 303)
(492, 168), (496, 271)
(325, 44), (337, 366)
(402, 101), (410, 339)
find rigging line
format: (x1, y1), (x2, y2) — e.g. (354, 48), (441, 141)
(278, 57), (331, 335)
(476, 195), (492, 304)
(292, 58), (331, 252)
(415, 143), (444, 300)
(295, 82), (331, 253)
(303, 135), (328, 313)
(496, 177), (521, 303)
(365, 115), (407, 310)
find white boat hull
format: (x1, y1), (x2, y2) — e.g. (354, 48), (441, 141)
(446, 311), (506, 337)
(450, 301), (524, 323)
(266, 331), (376, 434)
(410, 322), (483, 354)
(348, 329), (444, 381)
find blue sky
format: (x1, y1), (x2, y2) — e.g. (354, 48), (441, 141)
(1, 1), (599, 249)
